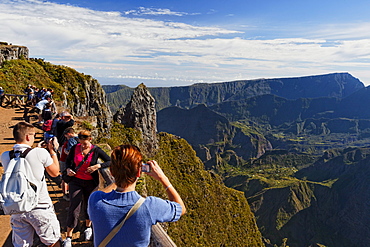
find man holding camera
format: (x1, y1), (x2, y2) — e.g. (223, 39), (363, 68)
(0, 122), (62, 247)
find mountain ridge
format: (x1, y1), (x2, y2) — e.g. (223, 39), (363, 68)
(104, 72), (363, 113)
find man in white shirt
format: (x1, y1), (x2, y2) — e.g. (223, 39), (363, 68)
(33, 97), (52, 123)
(0, 122), (62, 247)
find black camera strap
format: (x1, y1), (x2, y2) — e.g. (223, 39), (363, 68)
(74, 146), (96, 172)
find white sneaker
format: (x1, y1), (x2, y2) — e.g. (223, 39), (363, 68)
(63, 237), (72, 247)
(84, 227), (93, 241)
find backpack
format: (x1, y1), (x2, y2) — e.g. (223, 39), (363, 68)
(0, 148), (40, 215)
(42, 119), (53, 132)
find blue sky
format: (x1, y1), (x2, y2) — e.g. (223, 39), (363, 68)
(1, 0), (369, 87)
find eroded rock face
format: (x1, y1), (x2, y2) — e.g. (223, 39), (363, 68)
(62, 76), (112, 138)
(0, 43), (29, 65)
(114, 83), (158, 155)
(157, 104), (272, 161)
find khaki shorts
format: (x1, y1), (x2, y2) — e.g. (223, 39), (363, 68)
(11, 206), (61, 247)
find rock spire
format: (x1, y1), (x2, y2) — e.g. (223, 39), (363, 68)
(114, 83), (158, 155)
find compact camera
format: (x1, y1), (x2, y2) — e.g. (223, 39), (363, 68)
(44, 133), (55, 144)
(142, 163), (151, 173)
(45, 137), (52, 144)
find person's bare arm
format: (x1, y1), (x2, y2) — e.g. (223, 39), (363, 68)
(146, 160), (186, 216)
(45, 142), (60, 177)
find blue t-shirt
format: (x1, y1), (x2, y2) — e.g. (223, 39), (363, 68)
(88, 190), (182, 247)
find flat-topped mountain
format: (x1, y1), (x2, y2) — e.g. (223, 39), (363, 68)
(104, 72), (364, 112)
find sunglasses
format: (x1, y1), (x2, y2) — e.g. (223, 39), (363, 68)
(78, 134), (91, 139)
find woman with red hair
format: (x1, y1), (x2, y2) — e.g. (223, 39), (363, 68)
(88, 144), (186, 247)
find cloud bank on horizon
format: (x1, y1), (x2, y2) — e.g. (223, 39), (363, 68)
(0, 0), (369, 87)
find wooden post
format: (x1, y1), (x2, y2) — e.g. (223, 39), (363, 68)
(149, 223), (177, 247)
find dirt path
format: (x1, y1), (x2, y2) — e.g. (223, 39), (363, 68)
(0, 106), (93, 247)
(0, 106), (25, 247)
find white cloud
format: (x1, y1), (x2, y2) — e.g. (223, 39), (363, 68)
(310, 22), (370, 40)
(0, 0), (369, 87)
(124, 7), (199, 16)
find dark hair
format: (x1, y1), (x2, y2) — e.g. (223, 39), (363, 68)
(110, 145), (142, 188)
(63, 127), (75, 135)
(13, 122), (35, 142)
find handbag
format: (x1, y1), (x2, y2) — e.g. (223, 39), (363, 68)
(98, 197), (145, 247)
(61, 147), (96, 183)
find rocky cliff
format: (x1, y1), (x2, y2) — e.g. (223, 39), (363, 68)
(113, 83), (158, 156)
(0, 42), (29, 66)
(0, 57), (112, 137)
(64, 75), (112, 137)
(30, 58), (113, 137)
(157, 104), (272, 166)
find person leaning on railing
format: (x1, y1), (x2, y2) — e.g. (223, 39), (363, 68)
(88, 144), (186, 247)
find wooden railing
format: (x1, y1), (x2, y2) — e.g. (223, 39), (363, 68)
(1, 94), (27, 107)
(150, 224), (177, 247)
